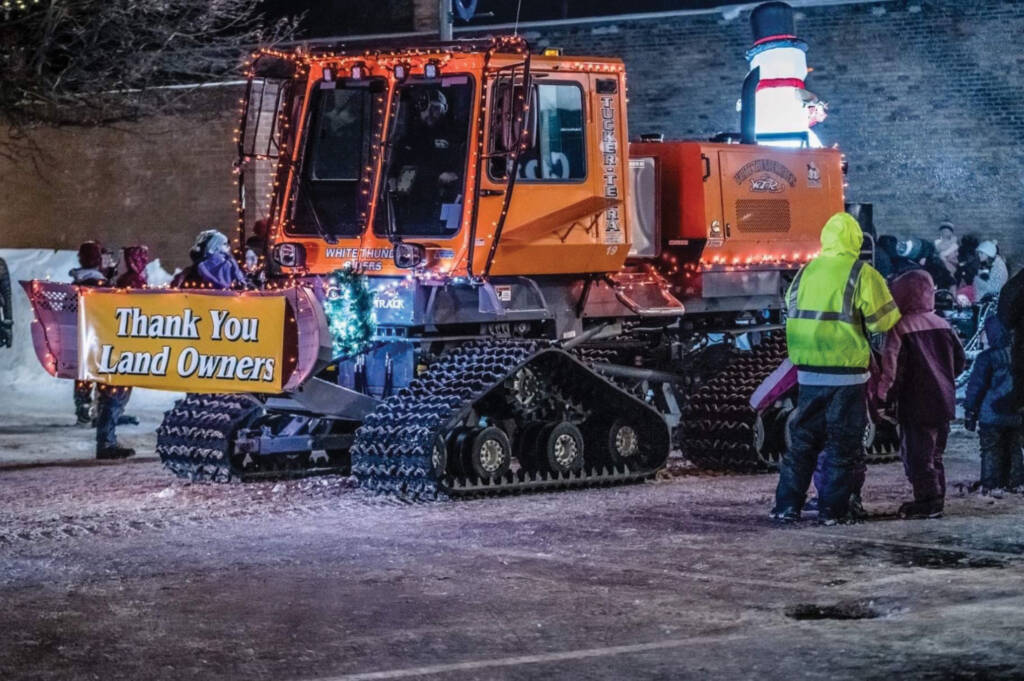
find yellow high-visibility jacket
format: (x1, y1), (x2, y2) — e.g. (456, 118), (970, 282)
(786, 212), (901, 374)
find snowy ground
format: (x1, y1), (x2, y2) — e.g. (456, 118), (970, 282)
(3, 248), (1023, 679)
(4, 250), (1019, 679)
(1, 381), (1023, 680)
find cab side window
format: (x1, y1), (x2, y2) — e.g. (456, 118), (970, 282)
(489, 82), (586, 182)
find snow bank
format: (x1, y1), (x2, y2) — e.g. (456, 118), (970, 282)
(0, 248), (178, 416)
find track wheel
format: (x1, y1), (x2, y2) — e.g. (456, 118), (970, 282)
(507, 367), (542, 413)
(542, 422), (584, 473)
(467, 426), (511, 480)
(597, 418), (642, 467)
(447, 426), (474, 477)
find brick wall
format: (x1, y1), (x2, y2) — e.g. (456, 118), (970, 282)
(0, 87), (242, 269)
(1, 0), (1021, 270)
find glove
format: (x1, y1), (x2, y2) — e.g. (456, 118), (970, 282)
(964, 413), (978, 432)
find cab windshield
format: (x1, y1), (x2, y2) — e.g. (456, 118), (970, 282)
(375, 76), (473, 238)
(290, 78), (385, 238)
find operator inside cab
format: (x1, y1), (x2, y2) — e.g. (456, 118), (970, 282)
(382, 80), (471, 237)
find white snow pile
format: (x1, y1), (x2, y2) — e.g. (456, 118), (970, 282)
(0, 247), (179, 413)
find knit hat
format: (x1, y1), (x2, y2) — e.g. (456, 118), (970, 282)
(938, 221), (954, 234)
(77, 241), (103, 269)
(193, 229), (230, 258)
(896, 237), (923, 260)
(976, 240), (998, 259)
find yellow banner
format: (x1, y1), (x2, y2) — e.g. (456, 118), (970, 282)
(79, 291), (286, 393)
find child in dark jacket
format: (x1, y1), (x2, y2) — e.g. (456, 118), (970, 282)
(877, 270), (966, 519)
(964, 315), (1024, 495)
(68, 241), (135, 458)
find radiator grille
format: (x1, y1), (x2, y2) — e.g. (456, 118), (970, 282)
(735, 199), (791, 233)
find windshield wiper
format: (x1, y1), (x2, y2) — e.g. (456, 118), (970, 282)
(298, 176), (338, 244)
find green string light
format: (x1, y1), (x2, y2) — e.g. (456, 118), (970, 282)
(323, 267), (376, 360)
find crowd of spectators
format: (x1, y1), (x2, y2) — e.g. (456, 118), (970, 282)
(874, 221), (1008, 304)
(68, 223), (268, 459)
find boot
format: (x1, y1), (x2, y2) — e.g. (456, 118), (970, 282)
(769, 506), (800, 523)
(817, 511), (859, 526)
(97, 445), (136, 460)
(75, 407), (92, 427)
(898, 498), (944, 519)
(848, 493), (868, 520)
(117, 414), (140, 426)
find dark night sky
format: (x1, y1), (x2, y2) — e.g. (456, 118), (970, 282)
(263, 1), (752, 38)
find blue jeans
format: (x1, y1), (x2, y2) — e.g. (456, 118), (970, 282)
(775, 383), (867, 518)
(95, 385), (131, 450)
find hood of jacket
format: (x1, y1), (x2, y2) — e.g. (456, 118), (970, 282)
(986, 314), (1010, 348)
(890, 269), (935, 314)
(68, 267), (105, 284)
(123, 246), (149, 275)
(77, 241), (103, 269)
(192, 229), (230, 260)
(820, 212), (863, 258)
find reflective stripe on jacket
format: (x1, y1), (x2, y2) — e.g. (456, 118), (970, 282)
(786, 212), (902, 373)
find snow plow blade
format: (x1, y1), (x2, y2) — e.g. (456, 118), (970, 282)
(20, 281), (330, 392)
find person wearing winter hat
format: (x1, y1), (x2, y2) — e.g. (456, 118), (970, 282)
(934, 222), (958, 276)
(67, 241), (135, 459)
(974, 240), (1007, 301)
(771, 212), (901, 525)
(115, 245), (150, 289)
(172, 229), (247, 289)
(891, 237), (924, 276)
(964, 315), (1023, 496)
(69, 241), (108, 287)
(877, 270), (966, 518)
(69, 241), (108, 425)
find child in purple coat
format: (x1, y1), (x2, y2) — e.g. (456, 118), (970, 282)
(876, 270), (966, 519)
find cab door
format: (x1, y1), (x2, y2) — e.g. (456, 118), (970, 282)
(471, 69), (628, 277)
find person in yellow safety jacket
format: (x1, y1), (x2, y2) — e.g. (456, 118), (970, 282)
(771, 212), (901, 525)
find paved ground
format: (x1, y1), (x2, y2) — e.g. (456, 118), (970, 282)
(1, 398), (1023, 680)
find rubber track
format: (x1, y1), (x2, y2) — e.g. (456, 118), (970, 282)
(681, 337), (789, 472)
(156, 393), (344, 482)
(156, 394), (258, 482)
(350, 340), (670, 499)
(681, 335), (900, 472)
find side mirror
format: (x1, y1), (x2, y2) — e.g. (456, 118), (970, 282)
(503, 83), (536, 152)
(490, 78), (537, 179)
(241, 78), (288, 159)
(493, 79), (515, 152)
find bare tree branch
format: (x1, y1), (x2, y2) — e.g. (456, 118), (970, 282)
(0, 0), (299, 140)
